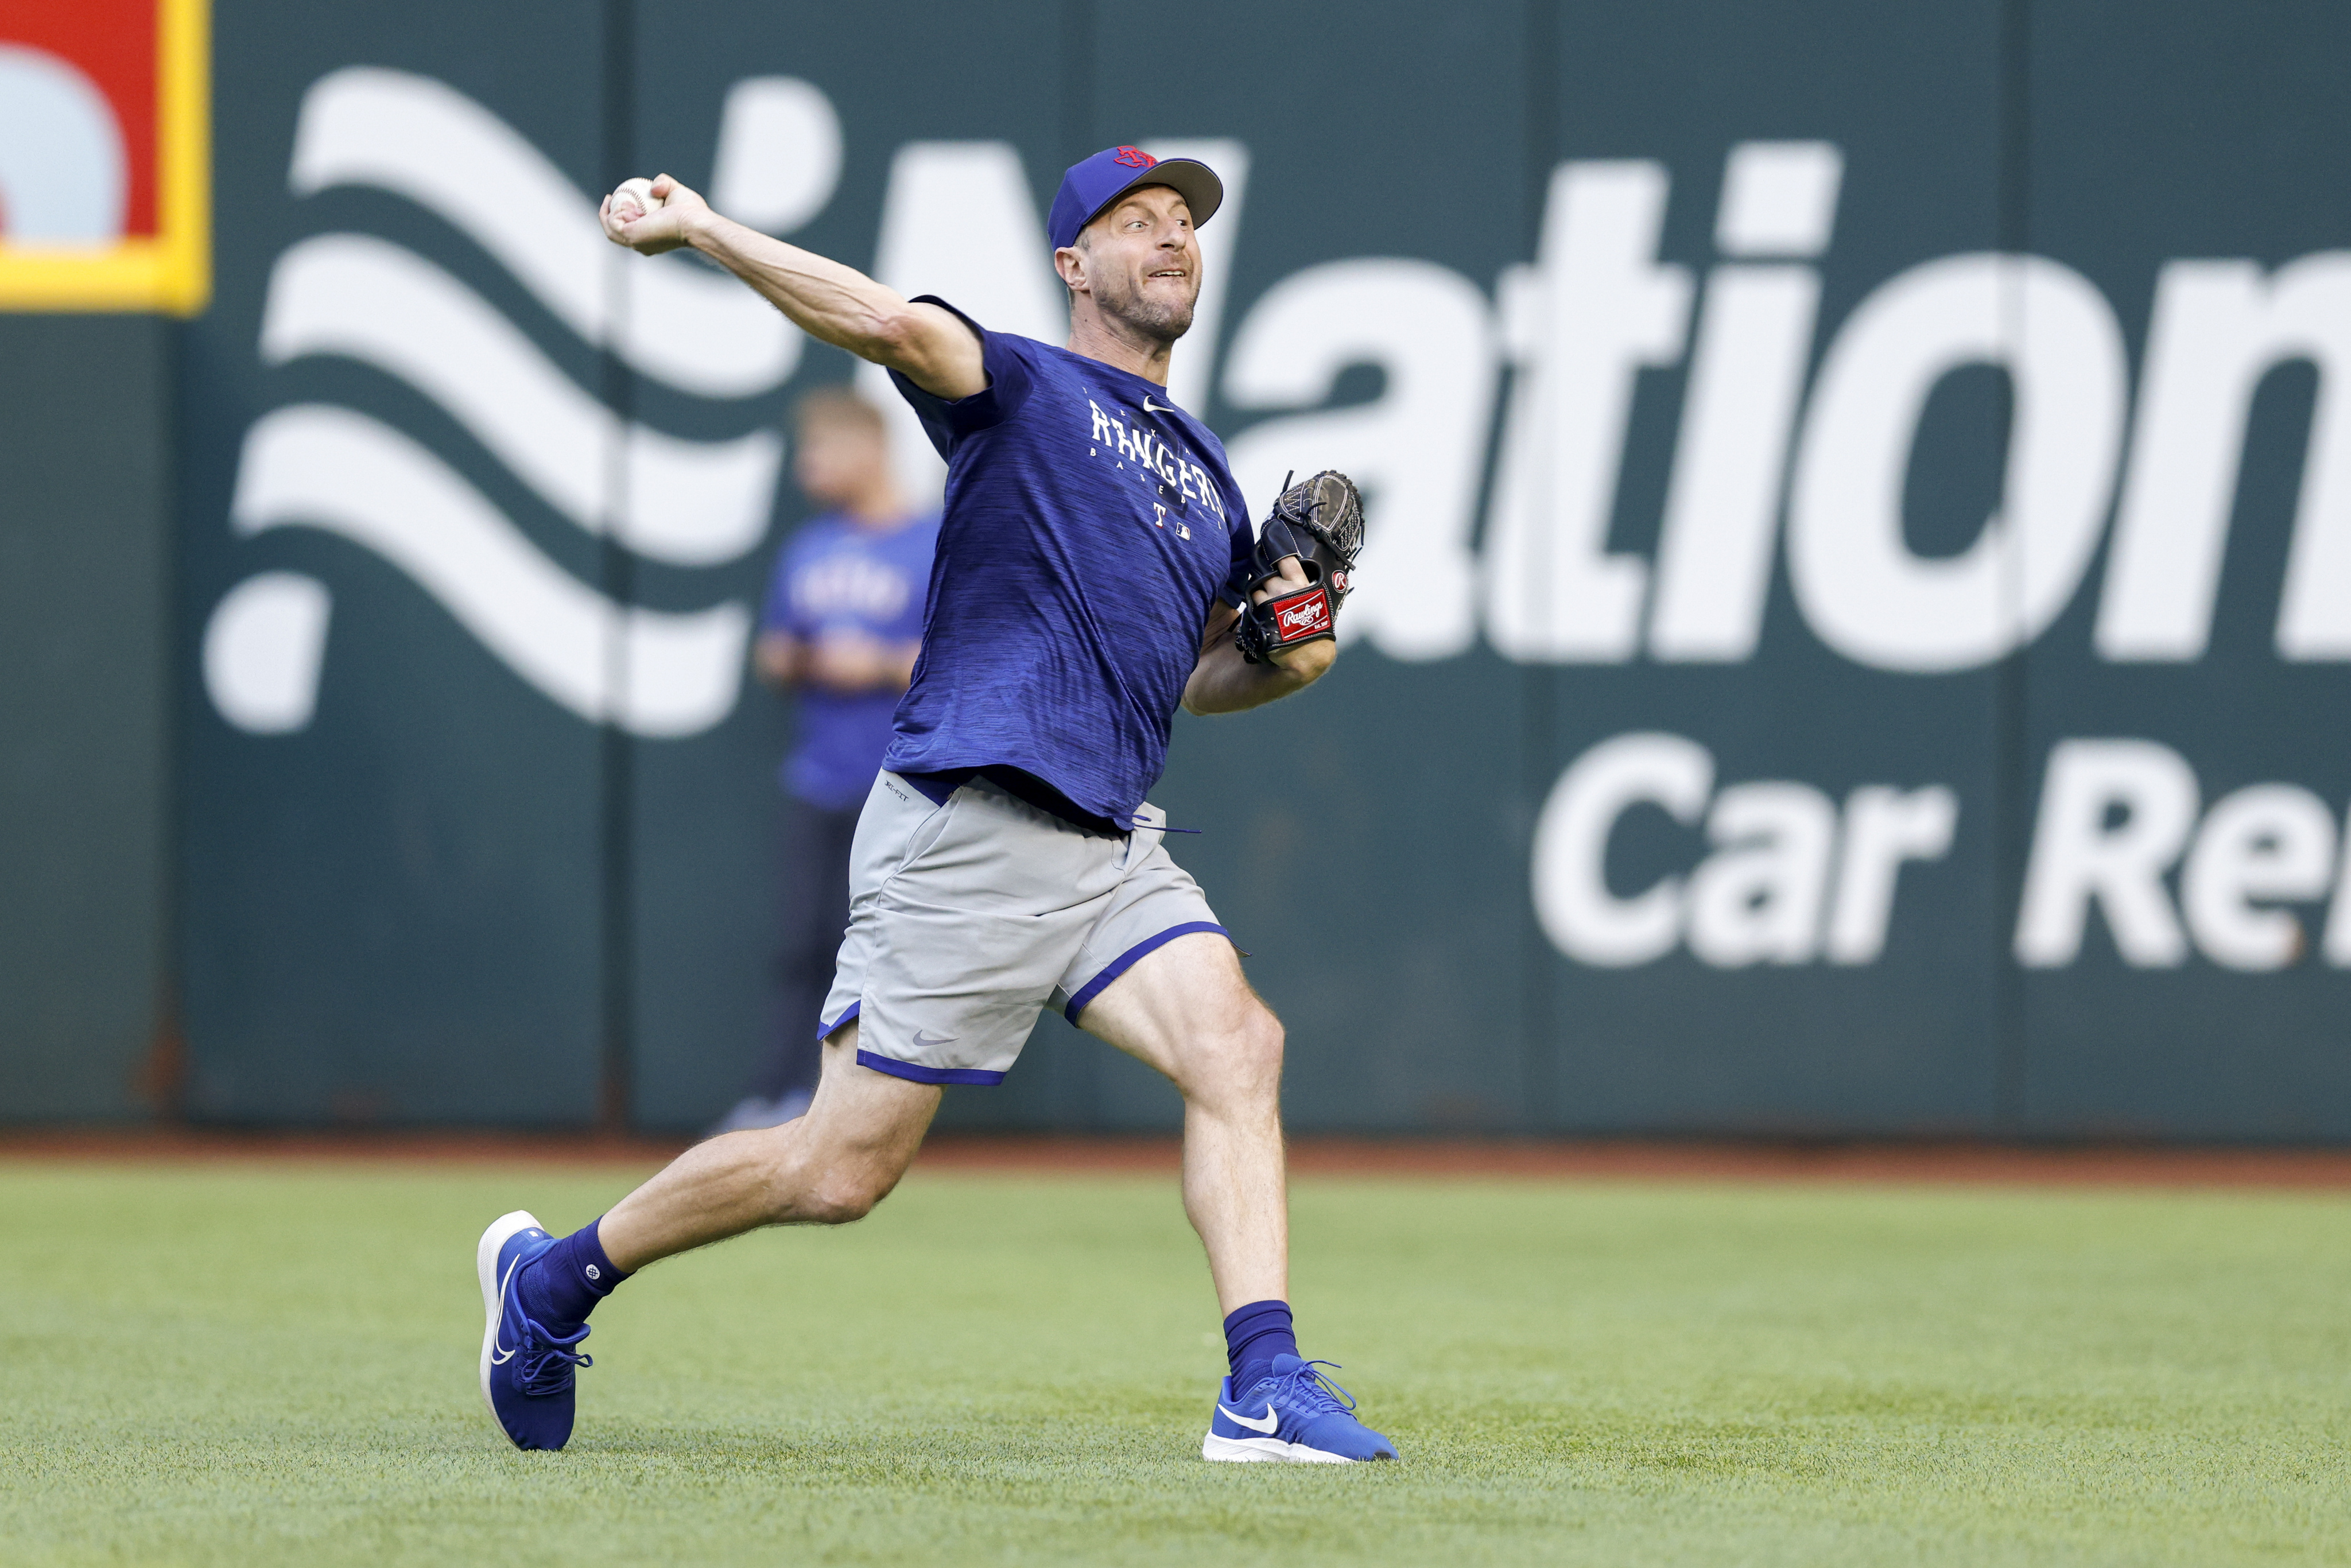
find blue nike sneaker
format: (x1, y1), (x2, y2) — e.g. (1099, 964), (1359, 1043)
(1202, 1354), (1398, 1463)
(476, 1210), (592, 1451)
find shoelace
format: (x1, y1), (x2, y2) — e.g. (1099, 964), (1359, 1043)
(502, 1270), (593, 1397)
(1266, 1359), (1357, 1419)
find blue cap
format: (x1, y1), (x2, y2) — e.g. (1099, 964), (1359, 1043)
(1046, 145), (1223, 251)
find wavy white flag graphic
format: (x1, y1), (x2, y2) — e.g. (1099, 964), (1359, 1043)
(232, 406), (750, 738)
(207, 68), (843, 739)
(289, 66), (806, 398)
(259, 234), (781, 566)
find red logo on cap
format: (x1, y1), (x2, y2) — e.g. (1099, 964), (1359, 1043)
(1112, 146), (1156, 168)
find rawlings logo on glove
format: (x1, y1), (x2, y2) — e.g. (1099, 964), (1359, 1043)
(1235, 471), (1364, 665)
(1275, 592), (1332, 637)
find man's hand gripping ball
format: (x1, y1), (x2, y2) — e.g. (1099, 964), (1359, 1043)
(600, 173), (703, 255)
(1235, 470), (1365, 665)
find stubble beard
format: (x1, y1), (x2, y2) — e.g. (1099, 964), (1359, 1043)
(1097, 267), (1197, 346)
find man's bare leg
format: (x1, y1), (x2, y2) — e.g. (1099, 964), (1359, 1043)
(598, 1021), (940, 1271)
(478, 1022), (934, 1450)
(1076, 930), (1394, 1461)
(1072, 932), (1287, 1313)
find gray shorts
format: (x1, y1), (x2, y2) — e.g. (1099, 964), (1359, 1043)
(819, 771), (1229, 1085)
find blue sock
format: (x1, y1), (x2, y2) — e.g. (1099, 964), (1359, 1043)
(1223, 1299), (1298, 1393)
(517, 1217), (629, 1330)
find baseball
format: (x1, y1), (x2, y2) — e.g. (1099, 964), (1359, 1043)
(610, 176), (664, 221)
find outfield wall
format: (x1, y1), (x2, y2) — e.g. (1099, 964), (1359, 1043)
(13, 0), (2351, 1135)
(0, 317), (174, 1120)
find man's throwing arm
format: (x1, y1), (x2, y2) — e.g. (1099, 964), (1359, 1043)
(600, 174), (985, 400)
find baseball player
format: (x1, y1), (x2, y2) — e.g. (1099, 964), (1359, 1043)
(478, 145), (1391, 1464)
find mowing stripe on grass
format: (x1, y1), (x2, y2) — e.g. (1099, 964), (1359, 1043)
(5, 1162), (2349, 1566)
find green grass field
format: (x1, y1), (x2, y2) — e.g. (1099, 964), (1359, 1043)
(5, 1159), (2349, 1566)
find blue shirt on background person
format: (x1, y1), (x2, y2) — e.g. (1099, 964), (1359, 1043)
(715, 385), (939, 1137)
(761, 509), (941, 809)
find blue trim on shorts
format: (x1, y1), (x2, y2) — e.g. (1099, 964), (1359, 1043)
(855, 1050), (1007, 1087)
(1064, 922), (1231, 1024)
(815, 1000), (861, 1042)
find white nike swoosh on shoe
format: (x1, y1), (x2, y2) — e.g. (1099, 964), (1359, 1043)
(491, 1253), (523, 1363)
(1219, 1402), (1279, 1434)
(479, 1209), (548, 1437)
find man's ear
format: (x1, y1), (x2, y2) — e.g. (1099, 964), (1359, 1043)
(1053, 244), (1088, 294)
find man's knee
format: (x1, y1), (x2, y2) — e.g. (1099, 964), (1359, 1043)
(752, 1125), (913, 1226)
(1190, 1001), (1284, 1100)
(797, 1166), (891, 1225)
(1242, 1005), (1285, 1077)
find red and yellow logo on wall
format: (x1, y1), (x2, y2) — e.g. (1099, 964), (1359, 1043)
(0, 0), (209, 314)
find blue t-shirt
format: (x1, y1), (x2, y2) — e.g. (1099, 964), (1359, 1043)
(883, 298), (1255, 826)
(761, 510), (941, 809)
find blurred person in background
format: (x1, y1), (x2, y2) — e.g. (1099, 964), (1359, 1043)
(712, 387), (939, 1134)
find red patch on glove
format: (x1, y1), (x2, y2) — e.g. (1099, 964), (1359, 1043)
(1275, 589), (1332, 638)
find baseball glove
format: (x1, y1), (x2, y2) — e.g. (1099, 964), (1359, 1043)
(1234, 469), (1365, 665)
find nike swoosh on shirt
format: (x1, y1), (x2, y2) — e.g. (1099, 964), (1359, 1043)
(1142, 397), (1170, 414)
(1219, 1403), (1280, 1434)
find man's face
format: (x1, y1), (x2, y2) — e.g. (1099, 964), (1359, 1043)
(1063, 184), (1201, 343)
(794, 415), (886, 509)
